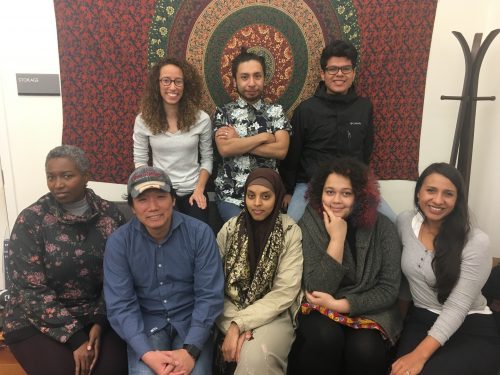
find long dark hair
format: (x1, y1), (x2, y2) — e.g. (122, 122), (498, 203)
(415, 163), (470, 304)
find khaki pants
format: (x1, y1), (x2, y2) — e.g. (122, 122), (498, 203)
(235, 312), (295, 375)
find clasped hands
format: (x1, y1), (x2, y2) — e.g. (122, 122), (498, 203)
(142, 348), (195, 375)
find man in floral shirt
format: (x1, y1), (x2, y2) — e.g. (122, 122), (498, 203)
(214, 48), (291, 222)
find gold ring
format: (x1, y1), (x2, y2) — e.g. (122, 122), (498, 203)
(405, 371), (411, 375)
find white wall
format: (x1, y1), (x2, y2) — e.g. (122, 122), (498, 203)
(0, 1), (499, 288)
(415, 0), (500, 257)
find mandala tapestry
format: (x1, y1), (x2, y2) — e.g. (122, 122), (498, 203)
(55, 0), (437, 183)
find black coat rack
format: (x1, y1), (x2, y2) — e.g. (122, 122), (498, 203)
(441, 29), (499, 200)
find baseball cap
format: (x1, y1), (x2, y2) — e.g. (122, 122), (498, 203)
(127, 166), (173, 198)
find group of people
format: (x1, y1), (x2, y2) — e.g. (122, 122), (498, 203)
(2, 38), (499, 375)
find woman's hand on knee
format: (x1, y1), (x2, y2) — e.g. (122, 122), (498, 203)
(222, 323), (240, 362)
(391, 351), (425, 375)
(87, 324), (102, 372)
(235, 331), (253, 362)
(73, 341), (94, 375)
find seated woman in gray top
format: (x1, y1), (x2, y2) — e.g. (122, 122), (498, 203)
(134, 57), (212, 223)
(392, 163), (500, 375)
(289, 157), (402, 375)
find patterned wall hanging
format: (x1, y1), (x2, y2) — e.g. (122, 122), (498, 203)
(55, 0), (437, 184)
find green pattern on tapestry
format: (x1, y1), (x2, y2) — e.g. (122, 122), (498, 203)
(331, 0), (360, 51)
(204, 6), (308, 110)
(147, 0), (360, 66)
(148, 0), (180, 65)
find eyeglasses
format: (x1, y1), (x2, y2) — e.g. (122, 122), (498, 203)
(324, 65), (354, 75)
(159, 77), (184, 87)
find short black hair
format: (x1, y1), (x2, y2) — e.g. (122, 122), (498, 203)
(231, 47), (266, 78)
(320, 40), (358, 70)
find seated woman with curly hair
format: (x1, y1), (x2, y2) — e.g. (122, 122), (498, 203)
(289, 157), (402, 375)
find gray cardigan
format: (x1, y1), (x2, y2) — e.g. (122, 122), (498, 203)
(300, 205), (403, 344)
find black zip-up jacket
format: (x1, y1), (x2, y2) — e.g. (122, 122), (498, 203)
(280, 83), (373, 193)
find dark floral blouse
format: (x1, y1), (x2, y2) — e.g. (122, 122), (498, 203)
(2, 189), (126, 350)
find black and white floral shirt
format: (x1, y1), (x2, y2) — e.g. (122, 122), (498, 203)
(3, 189), (125, 350)
(213, 97), (291, 206)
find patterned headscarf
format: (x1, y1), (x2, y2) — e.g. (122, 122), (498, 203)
(223, 168), (286, 309)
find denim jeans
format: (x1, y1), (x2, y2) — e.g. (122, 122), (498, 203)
(286, 183), (308, 223)
(127, 325), (214, 375)
(216, 200), (242, 222)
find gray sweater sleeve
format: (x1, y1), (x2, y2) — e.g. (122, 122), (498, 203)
(344, 216), (402, 316)
(428, 229), (491, 345)
(133, 115), (150, 168)
(198, 111), (213, 175)
(302, 212), (401, 315)
(301, 229), (350, 295)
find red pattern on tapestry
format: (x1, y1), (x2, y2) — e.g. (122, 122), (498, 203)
(55, 0), (156, 183)
(221, 25), (293, 103)
(54, 1), (437, 183)
(353, 0), (437, 179)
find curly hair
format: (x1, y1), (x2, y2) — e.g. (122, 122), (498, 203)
(46, 145), (90, 174)
(415, 163), (470, 304)
(307, 157), (380, 228)
(139, 57), (202, 134)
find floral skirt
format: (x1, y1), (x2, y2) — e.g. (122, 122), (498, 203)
(301, 302), (387, 339)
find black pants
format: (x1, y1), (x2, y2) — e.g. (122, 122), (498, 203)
(395, 306), (500, 375)
(9, 326), (128, 375)
(288, 311), (389, 375)
(175, 191), (209, 224)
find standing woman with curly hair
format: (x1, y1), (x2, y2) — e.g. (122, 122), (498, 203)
(134, 57), (212, 223)
(391, 163), (500, 375)
(288, 157), (402, 375)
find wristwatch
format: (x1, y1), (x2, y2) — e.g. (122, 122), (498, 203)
(183, 344), (201, 360)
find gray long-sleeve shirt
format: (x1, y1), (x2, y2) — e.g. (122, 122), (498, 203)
(397, 210), (491, 345)
(133, 110), (213, 195)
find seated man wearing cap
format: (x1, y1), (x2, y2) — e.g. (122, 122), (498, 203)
(103, 166), (224, 375)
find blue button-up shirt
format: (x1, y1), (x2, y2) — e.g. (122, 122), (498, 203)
(103, 211), (224, 361)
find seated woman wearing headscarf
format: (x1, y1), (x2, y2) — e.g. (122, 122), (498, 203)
(2, 145), (128, 375)
(215, 168), (303, 375)
(288, 157), (402, 375)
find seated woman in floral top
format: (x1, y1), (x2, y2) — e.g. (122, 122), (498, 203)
(2, 145), (127, 375)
